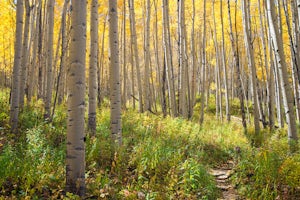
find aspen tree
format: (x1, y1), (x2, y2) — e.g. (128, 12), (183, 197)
(282, 0), (300, 121)
(28, 0), (43, 103)
(19, 1), (31, 109)
(266, 0), (298, 148)
(199, 0), (206, 124)
(228, 0), (247, 128)
(143, 0), (151, 112)
(10, 0), (24, 133)
(66, 0), (87, 196)
(98, 15), (107, 106)
(190, 0), (196, 117)
(88, 0), (98, 133)
(242, 0), (260, 134)
(162, 0), (177, 117)
(178, 0), (188, 118)
(109, 0), (122, 146)
(220, 0), (230, 122)
(37, 5), (43, 100)
(122, 0), (127, 108)
(58, 0), (70, 105)
(128, 0), (143, 113)
(45, 0), (55, 119)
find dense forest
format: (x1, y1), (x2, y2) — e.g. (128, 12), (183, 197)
(1, 0), (300, 199)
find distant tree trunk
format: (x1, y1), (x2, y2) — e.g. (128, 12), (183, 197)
(122, 0), (127, 109)
(258, 0), (274, 129)
(228, 0), (247, 129)
(153, 0), (165, 116)
(88, 0), (98, 134)
(109, 0), (122, 147)
(178, 0), (188, 118)
(220, 0), (230, 122)
(98, 15), (107, 106)
(19, 1), (31, 109)
(128, 0), (143, 113)
(44, 0), (55, 119)
(266, 0), (298, 148)
(199, 0), (206, 125)
(66, 0), (86, 196)
(52, 0), (70, 120)
(58, 0), (70, 105)
(143, 0), (151, 112)
(10, 0), (24, 133)
(190, 0), (196, 117)
(242, 0), (260, 134)
(162, 0), (177, 117)
(28, 0), (41, 103)
(37, 6), (43, 100)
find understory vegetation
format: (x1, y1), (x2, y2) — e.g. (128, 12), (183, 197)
(0, 90), (300, 199)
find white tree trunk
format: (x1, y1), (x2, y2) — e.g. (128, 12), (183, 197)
(266, 0), (298, 145)
(88, 0), (98, 133)
(10, 0), (24, 133)
(66, 0), (87, 195)
(109, 0), (122, 146)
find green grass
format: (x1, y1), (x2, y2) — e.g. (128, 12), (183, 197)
(1, 91), (300, 199)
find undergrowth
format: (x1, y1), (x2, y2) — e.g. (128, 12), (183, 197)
(1, 92), (300, 199)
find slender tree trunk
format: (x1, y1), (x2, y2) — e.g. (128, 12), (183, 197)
(128, 0), (143, 113)
(27, 0), (39, 103)
(88, 0), (98, 134)
(109, 0), (122, 147)
(178, 0), (188, 118)
(10, 0), (24, 133)
(162, 0), (177, 117)
(199, 0), (206, 124)
(58, 0), (70, 105)
(45, 0), (55, 119)
(228, 0), (247, 129)
(19, 1), (31, 109)
(122, 0), (127, 109)
(190, 0), (196, 117)
(66, 0), (86, 196)
(220, 0), (230, 122)
(242, 0), (260, 134)
(37, 7), (43, 100)
(143, 0), (151, 112)
(98, 14), (107, 106)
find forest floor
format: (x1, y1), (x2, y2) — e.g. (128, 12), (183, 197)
(1, 91), (300, 199)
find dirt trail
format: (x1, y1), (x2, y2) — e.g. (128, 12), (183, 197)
(209, 160), (240, 200)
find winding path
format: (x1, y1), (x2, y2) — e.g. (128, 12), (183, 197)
(209, 160), (240, 200)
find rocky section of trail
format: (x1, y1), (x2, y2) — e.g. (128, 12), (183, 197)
(209, 160), (240, 200)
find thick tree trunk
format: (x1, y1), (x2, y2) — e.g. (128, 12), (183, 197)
(10, 0), (24, 133)
(109, 0), (122, 147)
(66, 0), (87, 196)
